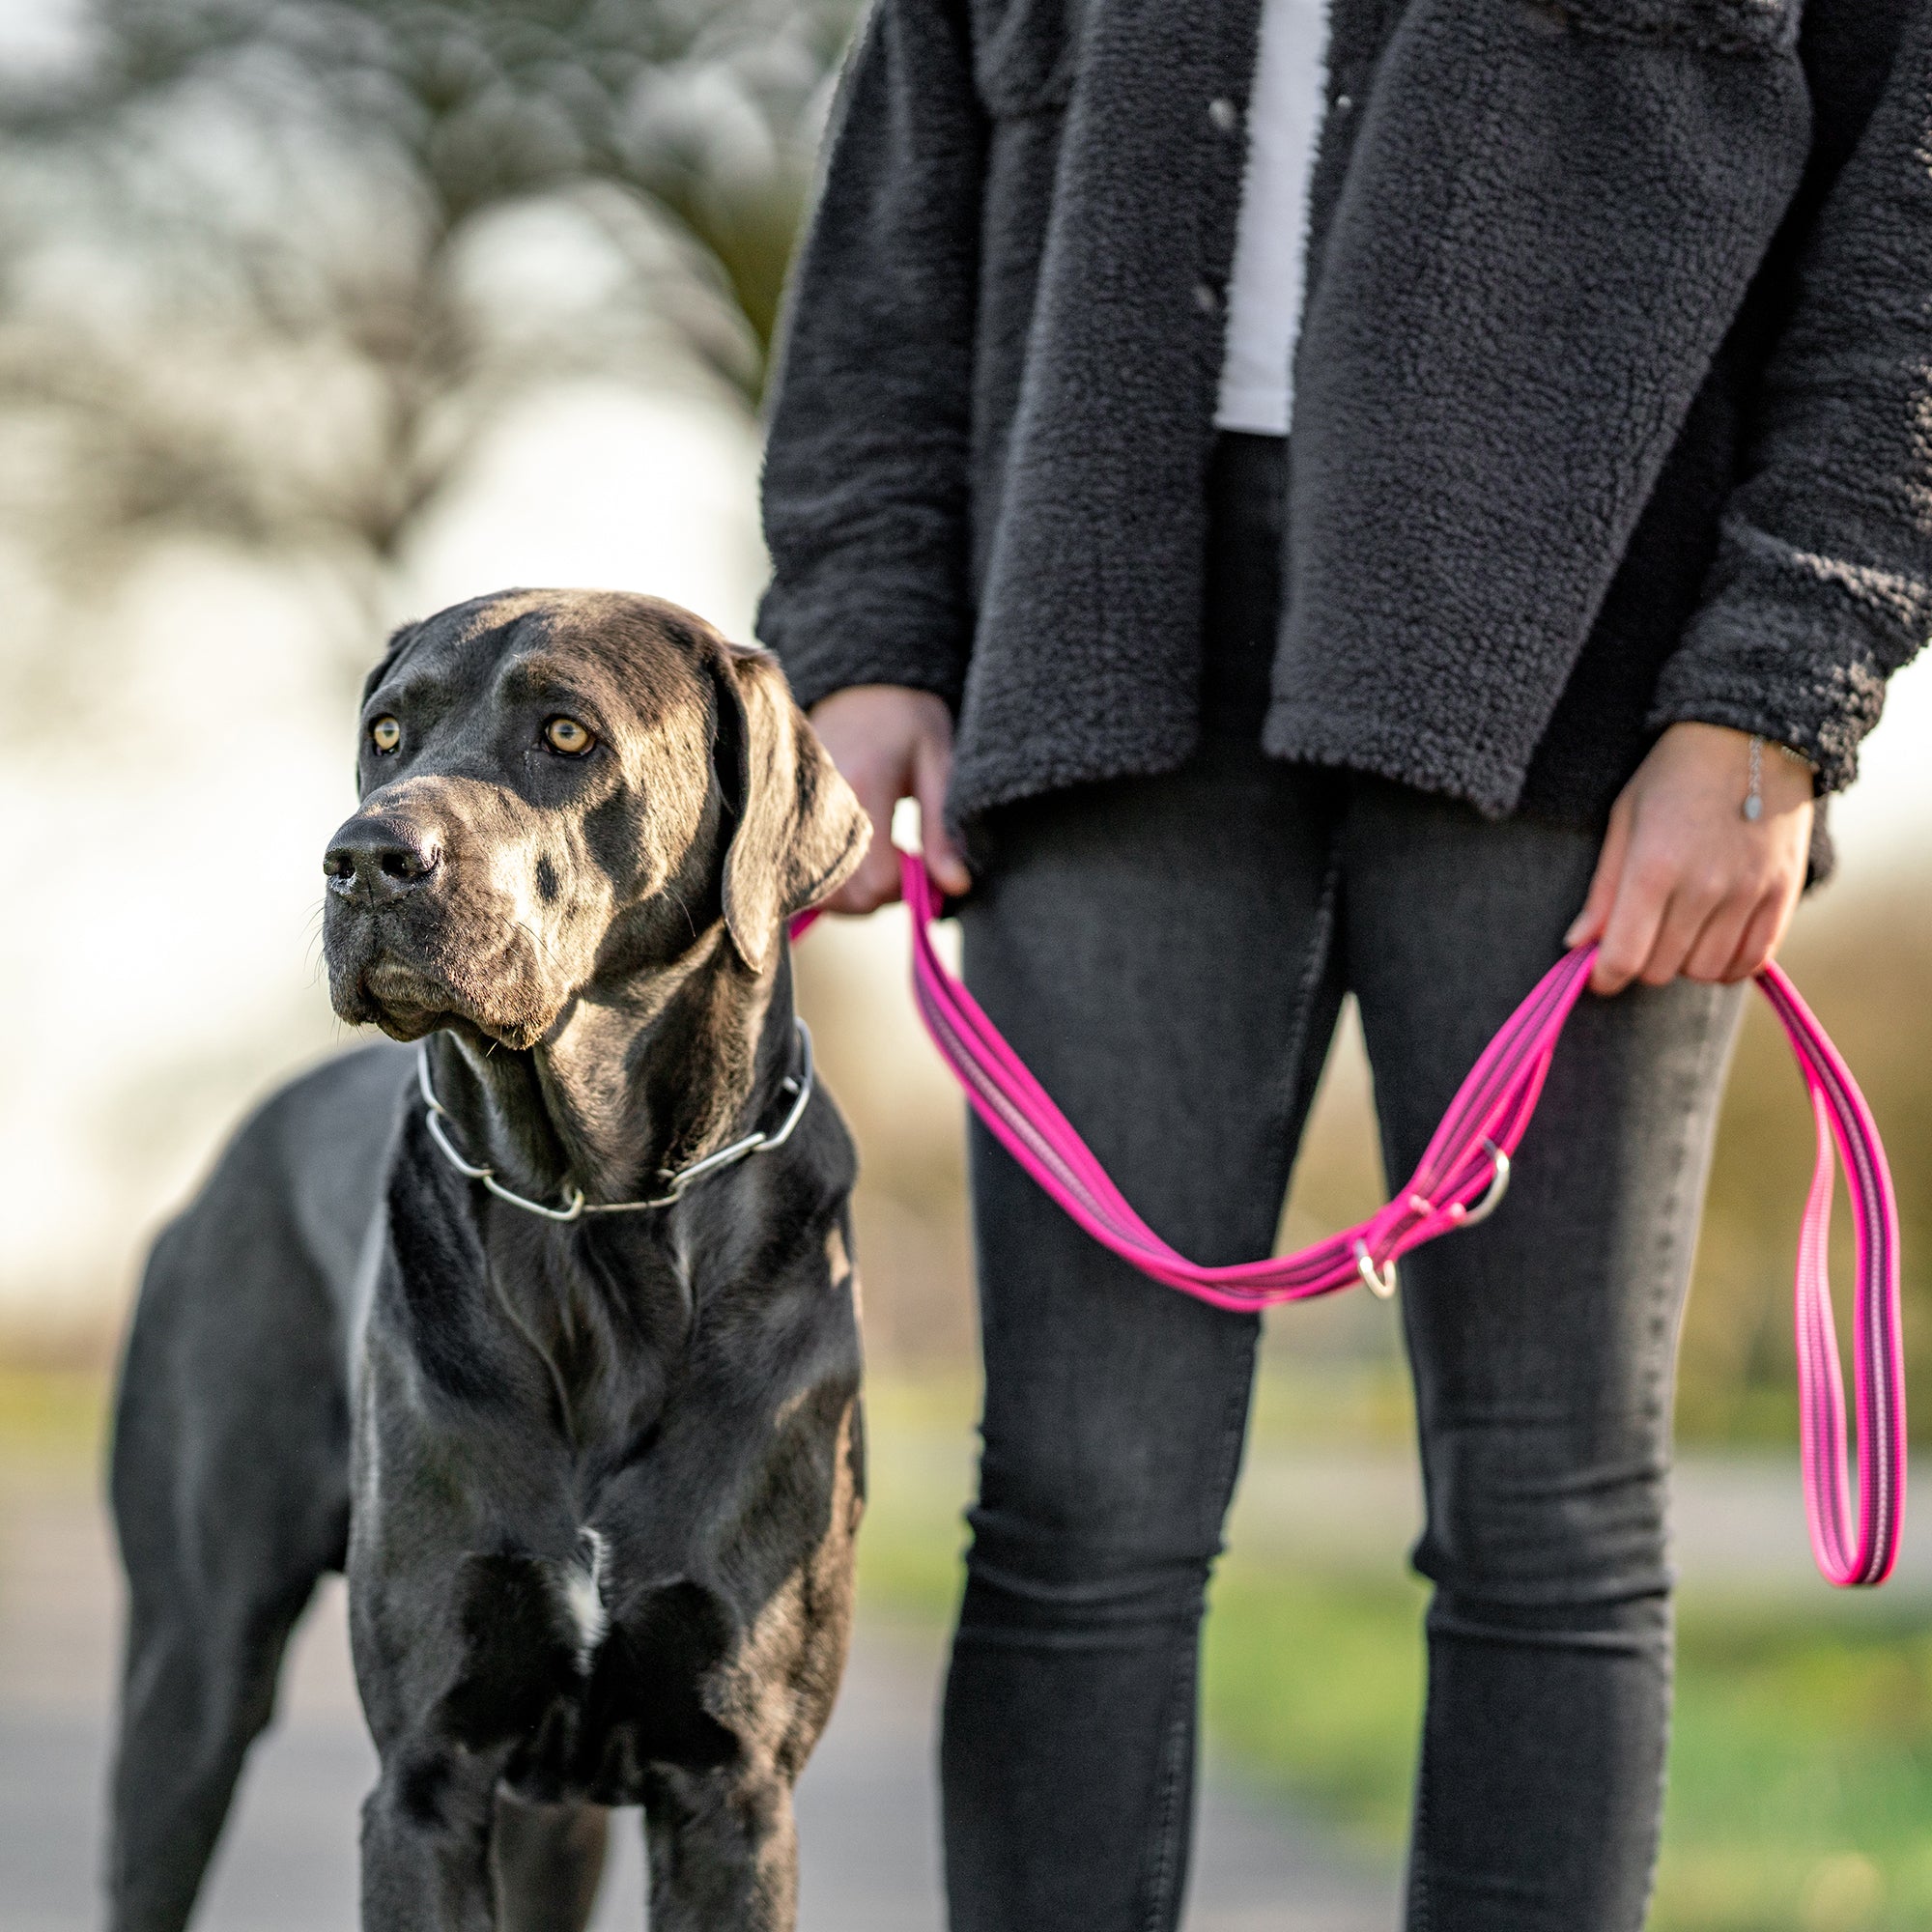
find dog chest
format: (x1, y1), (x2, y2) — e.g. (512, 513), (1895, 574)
(432, 1533), (740, 1804)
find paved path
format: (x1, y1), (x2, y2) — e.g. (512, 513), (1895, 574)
(1227, 1444), (1932, 1599)
(0, 1464), (1396, 1931)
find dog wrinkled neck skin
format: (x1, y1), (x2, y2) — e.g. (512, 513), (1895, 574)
(321, 588), (867, 1206)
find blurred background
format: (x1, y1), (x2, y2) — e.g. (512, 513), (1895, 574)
(1, 2), (1929, 1927)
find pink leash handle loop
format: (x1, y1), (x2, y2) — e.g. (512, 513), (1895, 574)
(1752, 966), (1907, 1586)
(792, 856), (1905, 1587)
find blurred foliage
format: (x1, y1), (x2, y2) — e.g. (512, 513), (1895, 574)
(795, 915), (981, 1367)
(0, 1365), (110, 1471)
(0, 0), (857, 657)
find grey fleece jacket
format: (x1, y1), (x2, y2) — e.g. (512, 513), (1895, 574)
(756, 0), (1932, 836)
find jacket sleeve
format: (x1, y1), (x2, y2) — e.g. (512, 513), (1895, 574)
(1649, 0), (1932, 792)
(754, 0), (986, 715)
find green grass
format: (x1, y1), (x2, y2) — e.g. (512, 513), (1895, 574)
(852, 1380), (1932, 1932)
(852, 1376), (975, 1626)
(1196, 1563), (1932, 1932)
(0, 1364), (110, 1468)
(1653, 1606), (1932, 1931)
(1201, 1560), (1426, 1847)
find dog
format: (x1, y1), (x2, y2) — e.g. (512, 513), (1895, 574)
(107, 589), (872, 1931)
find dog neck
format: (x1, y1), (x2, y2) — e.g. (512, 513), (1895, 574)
(418, 928), (794, 1214)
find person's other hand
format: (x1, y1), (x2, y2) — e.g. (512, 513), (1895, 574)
(1564, 721), (1814, 996)
(808, 684), (971, 914)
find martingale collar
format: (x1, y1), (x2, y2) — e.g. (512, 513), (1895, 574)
(414, 1017), (814, 1223)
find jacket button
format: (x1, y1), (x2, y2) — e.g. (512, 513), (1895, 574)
(1334, 93), (1353, 113)
(1208, 96), (1239, 132)
(1193, 281), (1220, 315)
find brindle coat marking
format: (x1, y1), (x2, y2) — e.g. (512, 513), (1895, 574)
(107, 591), (870, 1932)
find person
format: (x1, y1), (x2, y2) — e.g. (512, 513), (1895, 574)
(754, 0), (1931, 1924)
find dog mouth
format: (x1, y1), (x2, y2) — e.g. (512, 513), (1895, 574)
(326, 915), (559, 1050)
(359, 956), (453, 1029)
(328, 946), (464, 1042)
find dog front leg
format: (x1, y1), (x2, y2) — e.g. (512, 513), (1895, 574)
(491, 1791), (610, 1932)
(641, 1764), (800, 1932)
(359, 1747), (503, 1932)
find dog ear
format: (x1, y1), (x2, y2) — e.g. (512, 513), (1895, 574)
(712, 644), (869, 973)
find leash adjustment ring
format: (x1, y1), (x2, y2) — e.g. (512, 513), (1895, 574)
(1352, 1239), (1397, 1300)
(1457, 1138), (1511, 1228)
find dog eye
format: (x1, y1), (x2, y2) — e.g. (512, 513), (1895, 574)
(544, 716), (594, 756)
(369, 716), (402, 754)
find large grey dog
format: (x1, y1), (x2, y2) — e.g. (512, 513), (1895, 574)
(107, 590), (872, 1931)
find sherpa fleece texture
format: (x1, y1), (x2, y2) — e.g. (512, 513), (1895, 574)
(757, 0), (1931, 833)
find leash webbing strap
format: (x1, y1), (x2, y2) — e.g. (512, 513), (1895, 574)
(800, 853), (1906, 1587)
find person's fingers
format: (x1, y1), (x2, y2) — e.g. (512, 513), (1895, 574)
(1720, 879), (1802, 984)
(1564, 795), (1631, 952)
(1577, 724), (1814, 993)
(820, 864), (895, 916)
(1590, 849), (1673, 995)
(822, 763), (904, 913)
(1681, 891), (1756, 985)
(1636, 870), (1727, 987)
(912, 726), (970, 895)
(1729, 798), (1809, 980)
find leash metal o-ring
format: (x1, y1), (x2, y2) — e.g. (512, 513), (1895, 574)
(1457, 1137), (1512, 1228)
(1353, 1239), (1397, 1300)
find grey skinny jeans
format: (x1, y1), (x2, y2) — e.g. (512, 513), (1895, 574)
(939, 433), (1745, 1932)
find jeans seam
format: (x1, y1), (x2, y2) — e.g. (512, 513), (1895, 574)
(1136, 1373), (1250, 1932)
(1137, 1641), (1195, 1932)
(1409, 1709), (1434, 1932)
(1640, 1009), (1703, 1425)
(1646, 985), (1741, 1426)
(1284, 839), (1344, 1111)
(1632, 986), (1737, 1925)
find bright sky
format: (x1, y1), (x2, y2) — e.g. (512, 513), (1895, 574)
(4, 380), (1929, 1321)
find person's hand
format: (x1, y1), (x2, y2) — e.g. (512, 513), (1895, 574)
(808, 685), (971, 914)
(1565, 722), (1814, 996)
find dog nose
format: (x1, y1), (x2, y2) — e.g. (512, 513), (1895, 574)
(324, 819), (441, 900)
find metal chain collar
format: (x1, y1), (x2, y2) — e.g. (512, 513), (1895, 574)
(414, 1018), (814, 1223)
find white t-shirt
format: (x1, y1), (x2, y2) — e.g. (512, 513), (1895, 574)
(1214, 0), (1328, 437)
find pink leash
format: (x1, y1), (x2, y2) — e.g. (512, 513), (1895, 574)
(798, 851), (1905, 1587)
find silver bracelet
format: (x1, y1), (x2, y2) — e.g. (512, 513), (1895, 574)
(1743, 733), (1817, 821)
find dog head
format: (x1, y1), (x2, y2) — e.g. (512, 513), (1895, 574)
(321, 590), (867, 1050)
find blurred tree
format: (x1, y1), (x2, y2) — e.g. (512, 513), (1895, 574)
(0, 0), (859, 661)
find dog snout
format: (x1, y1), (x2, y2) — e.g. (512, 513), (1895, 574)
(324, 816), (442, 902)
